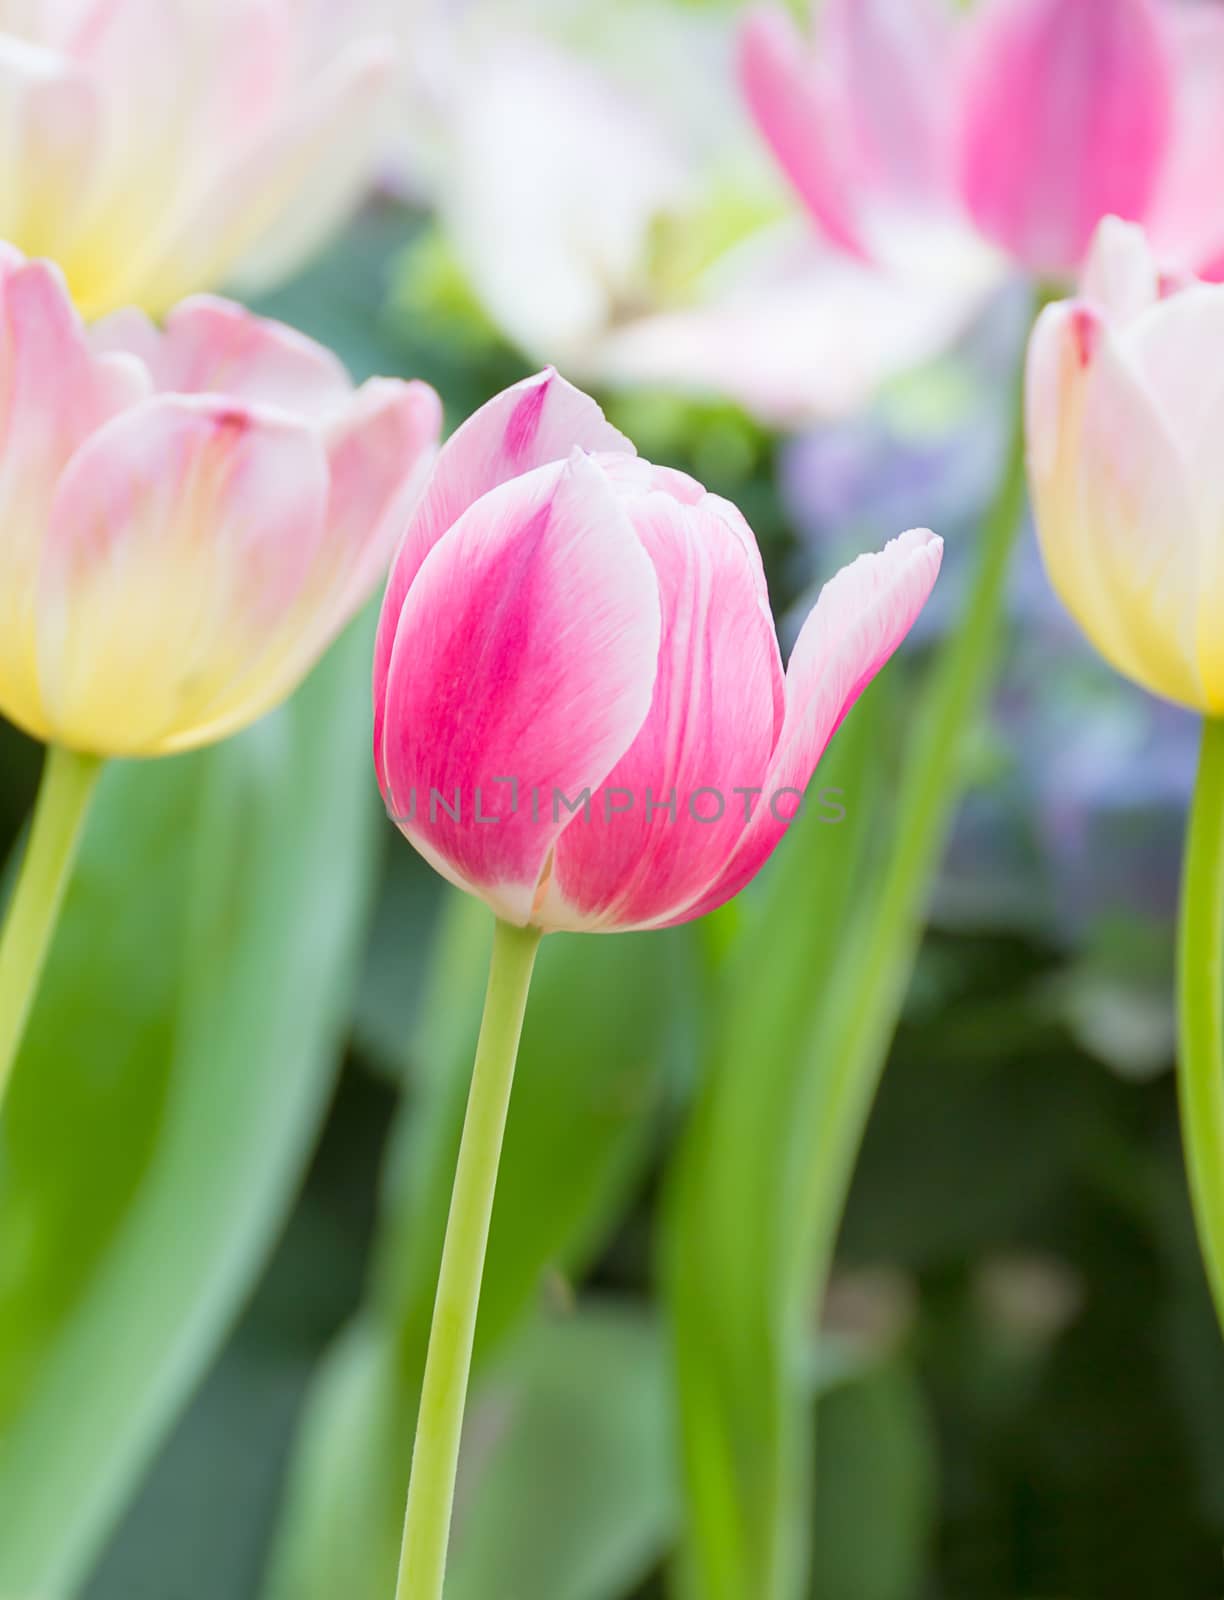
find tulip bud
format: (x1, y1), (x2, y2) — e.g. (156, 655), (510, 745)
(1027, 217), (1219, 712)
(373, 369), (942, 931)
(0, 250), (441, 755)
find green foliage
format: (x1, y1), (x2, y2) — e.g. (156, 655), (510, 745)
(0, 617), (380, 1597)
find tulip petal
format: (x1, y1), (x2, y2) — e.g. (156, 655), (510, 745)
(379, 451), (662, 926)
(958, 0), (1172, 274)
(672, 529), (943, 924)
(36, 396), (332, 755)
(0, 259), (148, 742)
(1080, 215), (1161, 326)
(90, 294), (353, 417)
(544, 491), (782, 930)
(822, 0), (958, 205)
(1027, 301), (1205, 709)
(126, 36), (394, 317)
(1150, 3), (1224, 276)
(738, 8), (868, 259)
(0, 37), (102, 259)
(372, 368), (633, 787)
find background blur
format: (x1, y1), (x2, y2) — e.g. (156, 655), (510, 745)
(2, 2), (1223, 1598)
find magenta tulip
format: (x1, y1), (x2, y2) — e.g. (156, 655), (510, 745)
(740, 0), (1221, 281)
(374, 369), (942, 932)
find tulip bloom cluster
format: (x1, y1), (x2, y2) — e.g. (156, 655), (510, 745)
(0, 250), (440, 756)
(742, 0), (1224, 281)
(373, 369), (942, 933)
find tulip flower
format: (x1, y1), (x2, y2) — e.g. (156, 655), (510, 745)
(1026, 214), (1224, 1350)
(0, 0), (395, 318)
(740, 0), (1224, 285)
(0, 246), (441, 1108)
(374, 368), (941, 1600)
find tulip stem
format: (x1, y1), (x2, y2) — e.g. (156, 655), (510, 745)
(0, 744), (102, 1113)
(394, 914), (542, 1600)
(1177, 716), (1224, 1337)
(787, 349), (1033, 1330)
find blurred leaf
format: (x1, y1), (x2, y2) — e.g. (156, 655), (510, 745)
(810, 1358), (937, 1600)
(0, 616), (380, 1597)
(662, 682), (892, 1600)
(267, 900), (697, 1600)
(447, 1303), (676, 1600)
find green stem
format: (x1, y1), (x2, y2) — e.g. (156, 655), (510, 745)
(1177, 716), (1224, 1337)
(787, 350), (1033, 1332)
(394, 915), (542, 1600)
(0, 744), (103, 1112)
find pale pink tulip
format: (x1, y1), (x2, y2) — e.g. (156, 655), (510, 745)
(1027, 218), (1224, 712)
(0, 248), (441, 755)
(0, 0), (395, 318)
(740, 0), (1221, 282)
(374, 370), (942, 931)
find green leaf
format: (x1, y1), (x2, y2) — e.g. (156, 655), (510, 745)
(447, 1303), (677, 1600)
(0, 616), (380, 1598)
(662, 682), (893, 1600)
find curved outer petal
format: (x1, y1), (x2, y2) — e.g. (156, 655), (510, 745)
(35, 395), (333, 755)
(958, 0), (1173, 274)
(1149, 2), (1224, 277)
(543, 488), (783, 931)
(822, 0), (959, 207)
(90, 294), (353, 418)
(0, 257), (147, 743)
(738, 7), (868, 260)
(1026, 299), (1206, 710)
(372, 368), (633, 787)
(378, 451), (662, 926)
(672, 529), (943, 925)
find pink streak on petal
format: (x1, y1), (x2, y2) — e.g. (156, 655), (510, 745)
(672, 529), (943, 925)
(549, 491), (782, 931)
(738, 7), (869, 260)
(379, 451), (661, 926)
(958, 0), (1173, 274)
(372, 368), (634, 788)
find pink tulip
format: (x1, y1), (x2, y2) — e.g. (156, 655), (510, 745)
(373, 370), (942, 932)
(0, 248), (441, 756)
(739, 0), (1221, 281)
(0, 0), (395, 318)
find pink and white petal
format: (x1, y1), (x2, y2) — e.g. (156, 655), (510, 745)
(372, 368), (634, 787)
(958, 0), (1173, 275)
(672, 529), (942, 925)
(320, 377), (442, 618)
(822, 0), (960, 206)
(91, 295), (353, 418)
(1026, 301), (1205, 709)
(379, 451), (661, 926)
(0, 37), (102, 260)
(1149, 2), (1224, 277)
(0, 259), (148, 740)
(738, 8), (868, 260)
(545, 490), (780, 931)
(35, 396), (331, 755)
